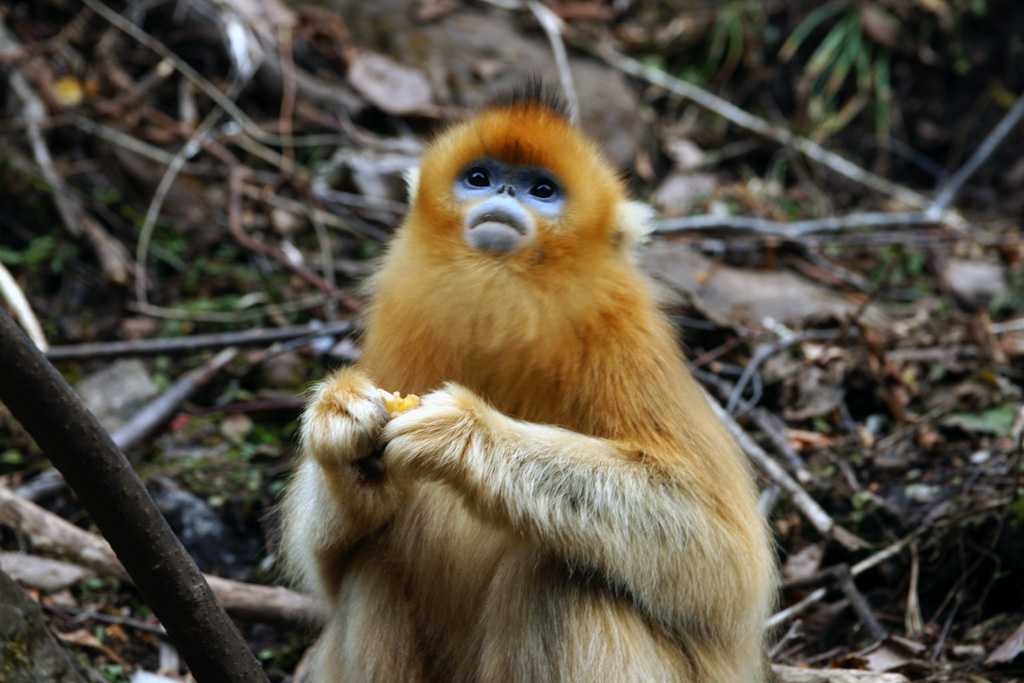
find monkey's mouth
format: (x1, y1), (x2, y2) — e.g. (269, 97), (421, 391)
(464, 204), (536, 255)
(471, 208), (529, 238)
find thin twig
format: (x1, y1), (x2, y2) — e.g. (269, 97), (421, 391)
(46, 602), (168, 637)
(277, 24), (297, 172)
(117, 95), (361, 313)
(581, 38), (941, 215)
(784, 250), (873, 293)
(227, 166), (346, 300)
(833, 564), (887, 641)
(112, 347), (238, 451)
(134, 102), (233, 309)
(727, 339), (788, 414)
(931, 91), (1024, 214)
(767, 498), (1012, 629)
(905, 543), (922, 636)
(307, 204), (338, 322)
(702, 390), (867, 551)
(655, 211), (936, 236)
(872, 400), (954, 454)
(129, 295), (334, 323)
(0, 261), (47, 351)
(72, 114), (179, 166)
(6, 53), (80, 238)
(311, 186), (408, 216)
(768, 533), (917, 631)
(527, 1), (580, 123)
(257, 187), (396, 242)
(79, 0), (337, 149)
(695, 368), (811, 483)
(932, 592), (964, 662)
(44, 321), (354, 361)
(2, 16), (133, 284)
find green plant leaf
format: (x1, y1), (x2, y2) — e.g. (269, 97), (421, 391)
(805, 13), (858, 83)
(947, 403), (1017, 436)
(822, 21), (863, 104)
(779, 1), (849, 62)
(874, 49), (892, 140)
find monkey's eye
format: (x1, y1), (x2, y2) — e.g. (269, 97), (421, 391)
(529, 179), (557, 200)
(465, 168), (491, 188)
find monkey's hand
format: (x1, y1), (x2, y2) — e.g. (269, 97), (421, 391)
(381, 383), (486, 485)
(281, 368), (404, 598)
(301, 368), (391, 480)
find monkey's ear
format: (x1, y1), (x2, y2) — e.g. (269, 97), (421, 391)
(611, 200), (655, 254)
(404, 166), (421, 203)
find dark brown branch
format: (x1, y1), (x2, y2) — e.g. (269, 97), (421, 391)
(0, 308), (270, 683)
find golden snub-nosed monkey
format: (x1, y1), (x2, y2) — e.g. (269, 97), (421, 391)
(282, 81), (776, 682)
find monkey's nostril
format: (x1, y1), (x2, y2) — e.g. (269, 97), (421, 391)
(498, 184), (516, 197)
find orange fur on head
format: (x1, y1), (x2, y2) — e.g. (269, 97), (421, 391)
(361, 91), (661, 412)
(282, 83), (776, 683)
(408, 95), (626, 264)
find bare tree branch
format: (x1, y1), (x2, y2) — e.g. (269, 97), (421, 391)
(702, 389), (868, 552)
(655, 211), (936, 236)
(931, 91), (1024, 214)
(580, 37), (939, 214)
(45, 321), (353, 361)
(0, 486), (321, 631)
(527, 1), (580, 123)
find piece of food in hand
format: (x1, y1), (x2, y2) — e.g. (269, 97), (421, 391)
(378, 389), (420, 418)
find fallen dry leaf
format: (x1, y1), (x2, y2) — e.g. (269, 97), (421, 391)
(986, 619), (1024, 665)
(58, 628), (127, 665)
(347, 51), (434, 116)
(784, 428), (834, 451)
(652, 172), (718, 215)
(781, 542), (824, 582)
(641, 241), (889, 329)
(946, 258), (1007, 311)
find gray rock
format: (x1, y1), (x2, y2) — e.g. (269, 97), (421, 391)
(75, 359), (158, 433)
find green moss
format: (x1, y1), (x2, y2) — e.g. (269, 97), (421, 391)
(0, 634), (32, 680)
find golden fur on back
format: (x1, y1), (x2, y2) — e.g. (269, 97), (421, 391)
(282, 86), (776, 682)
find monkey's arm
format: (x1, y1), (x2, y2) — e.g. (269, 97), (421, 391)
(382, 383), (760, 628)
(280, 368), (404, 599)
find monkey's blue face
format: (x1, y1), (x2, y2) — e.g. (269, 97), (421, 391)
(453, 159), (566, 255)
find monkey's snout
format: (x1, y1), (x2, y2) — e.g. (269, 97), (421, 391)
(464, 201), (536, 255)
